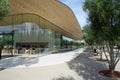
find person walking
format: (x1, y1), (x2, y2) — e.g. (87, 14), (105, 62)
(0, 44), (3, 59)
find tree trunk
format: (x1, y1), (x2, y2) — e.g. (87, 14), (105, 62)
(99, 46), (103, 60)
(99, 52), (102, 60)
(103, 44), (118, 74)
(109, 45), (116, 74)
(0, 48), (2, 59)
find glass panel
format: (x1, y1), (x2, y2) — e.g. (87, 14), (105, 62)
(0, 22), (61, 51)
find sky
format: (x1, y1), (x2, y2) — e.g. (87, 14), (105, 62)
(59, 0), (87, 29)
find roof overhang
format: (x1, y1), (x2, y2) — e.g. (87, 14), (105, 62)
(0, 0), (83, 40)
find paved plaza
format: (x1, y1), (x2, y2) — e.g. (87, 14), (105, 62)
(0, 48), (120, 80)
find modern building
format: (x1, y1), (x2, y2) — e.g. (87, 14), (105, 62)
(0, 0), (82, 51)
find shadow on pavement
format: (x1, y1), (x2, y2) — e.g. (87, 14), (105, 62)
(0, 56), (39, 69)
(67, 48), (118, 80)
(52, 76), (75, 80)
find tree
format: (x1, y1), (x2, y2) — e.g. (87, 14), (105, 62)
(0, 0), (9, 59)
(82, 25), (94, 46)
(83, 0), (120, 75)
(0, 0), (9, 20)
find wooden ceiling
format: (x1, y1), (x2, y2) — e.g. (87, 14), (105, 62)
(0, 0), (83, 40)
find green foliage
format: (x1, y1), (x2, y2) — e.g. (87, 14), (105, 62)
(82, 25), (94, 45)
(83, 0), (120, 72)
(0, 0), (9, 20)
(83, 0), (120, 45)
(0, 34), (12, 47)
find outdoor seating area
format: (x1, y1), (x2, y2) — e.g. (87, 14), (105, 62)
(2, 47), (78, 55)
(1, 47), (49, 55)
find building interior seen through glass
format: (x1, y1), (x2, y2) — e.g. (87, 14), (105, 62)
(0, 22), (61, 52)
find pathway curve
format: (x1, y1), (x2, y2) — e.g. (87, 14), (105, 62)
(0, 48), (85, 68)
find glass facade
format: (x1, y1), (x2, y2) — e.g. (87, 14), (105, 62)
(0, 13), (80, 54)
(0, 22), (61, 52)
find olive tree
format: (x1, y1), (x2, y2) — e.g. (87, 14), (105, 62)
(83, 0), (120, 74)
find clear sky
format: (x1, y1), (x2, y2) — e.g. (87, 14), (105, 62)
(59, 0), (87, 29)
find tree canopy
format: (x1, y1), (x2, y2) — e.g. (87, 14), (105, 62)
(83, 0), (120, 45)
(0, 0), (9, 20)
(83, 0), (120, 73)
(82, 25), (94, 45)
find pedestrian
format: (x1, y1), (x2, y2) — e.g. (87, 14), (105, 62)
(0, 44), (3, 59)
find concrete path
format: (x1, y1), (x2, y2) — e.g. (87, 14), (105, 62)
(0, 48), (119, 80)
(0, 48), (85, 68)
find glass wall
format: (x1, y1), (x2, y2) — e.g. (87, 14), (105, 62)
(61, 36), (81, 49)
(0, 22), (61, 51)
